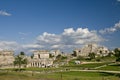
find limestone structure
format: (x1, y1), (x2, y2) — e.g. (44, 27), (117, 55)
(50, 50), (61, 57)
(96, 46), (109, 57)
(27, 50), (53, 68)
(0, 50), (14, 68)
(74, 43), (109, 57)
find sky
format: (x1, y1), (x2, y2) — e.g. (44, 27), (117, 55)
(0, 0), (120, 54)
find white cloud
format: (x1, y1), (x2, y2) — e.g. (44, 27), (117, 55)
(36, 28), (103, 51)
(51, 44), (61, 49)
(37, 32), (61, 44)
(0, 10), (11, 16)
(114, 21), (120, 28)
(99, 21), (120, 34)
(18, 32), (32, 40)
(117, 0), (120, 2)
(22, 44), (44, 49)
(63, 28), (75, 35)
(0, 41), (19, 50)
(0, 28), (105, 53)
(18, 32), (31, 36)
(0, 41), (43, 54)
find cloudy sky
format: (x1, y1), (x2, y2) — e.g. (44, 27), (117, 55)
(0, 0), (120, 54)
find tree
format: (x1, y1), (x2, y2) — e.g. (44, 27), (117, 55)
(56, 54), (62, 60)
(114, 48), (120, 62)
(107, 52), (113, 57)
(14, 52), (28, 70)
(31, 54), (34, 59)
(72, 51), (77, 57)
(20, 51), (25, 55)
(88, 52), (95, 60)
(77, 56), (85, 60)
(54, 54), (68, 65)
(49, 54), (54, 58)
(99, 50), (102, 54)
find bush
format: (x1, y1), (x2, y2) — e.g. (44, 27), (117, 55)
(77, 56), (85, 60)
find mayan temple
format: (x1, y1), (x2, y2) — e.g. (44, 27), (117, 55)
(0, 50), (14, 68)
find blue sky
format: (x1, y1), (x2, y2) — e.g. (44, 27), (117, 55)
(0, 0), (120, 54)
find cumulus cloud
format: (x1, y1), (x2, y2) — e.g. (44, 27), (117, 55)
(36, 28), (103, 51)
(99, 21), (120, 34)
(36, 32), (61, 45)
(0, 28), (104, 53)
(0, 10), (11, 16)
(0, 41), (40, 54)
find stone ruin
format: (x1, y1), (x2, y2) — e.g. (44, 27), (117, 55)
(27, 50), (54, 68)
(0, 50), (14, 68)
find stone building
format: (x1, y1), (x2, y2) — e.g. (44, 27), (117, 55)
(50, 50), (61, 57)
(27, 50), (53, 68)
(74, 43), (109, 57)
(74, 43), (98, 57)
(33, 50), (49, 59)
(96, 46), (109, 57)
(0, 50), (14, 68)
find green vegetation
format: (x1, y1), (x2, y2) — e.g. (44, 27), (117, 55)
(14, 52), (28, 70)
(62, 62), (113, 70)
(88, 52), (95, 60)
(0, 71), (119, 80)
(114, 48), (120, 62)
(97, 63), (120, 71)
(72, 51), (77, 57)
(1, 48), (120, 80)
(99, 56), (116, 62)
(1, 59), (120, 80)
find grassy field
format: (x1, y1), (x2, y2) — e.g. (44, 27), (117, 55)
(61, 62), (112, 70)
(0, 60), (119, 80)
(4, 62), (113, 72)
(96, 63), (120, 71)
(0, 71), (119, 80)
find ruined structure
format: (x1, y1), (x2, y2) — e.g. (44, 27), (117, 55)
(74, 43), (109, 57)
(0, 50), (14, 68)
(50, 50), (61, 57)
(27, 50), (53, 68)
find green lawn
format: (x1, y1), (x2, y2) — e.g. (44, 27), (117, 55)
(61, 62), (112, 70)
(0, 59), (119, 80)
(2, 67), (63, 72)
(0, 71), (119, 80)
(97, 63), (120, 71)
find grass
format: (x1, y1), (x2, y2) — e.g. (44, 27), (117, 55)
(61, 62), (112, 70)
(97, 63), (120, 71)
(0, 61), (119, 80)
(0, 57), (119, 80)
(0, 71), (119, 80)
(2, 67), (63, 72)
(25, 67), (62, 71)
(100, 56), (116, 62)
